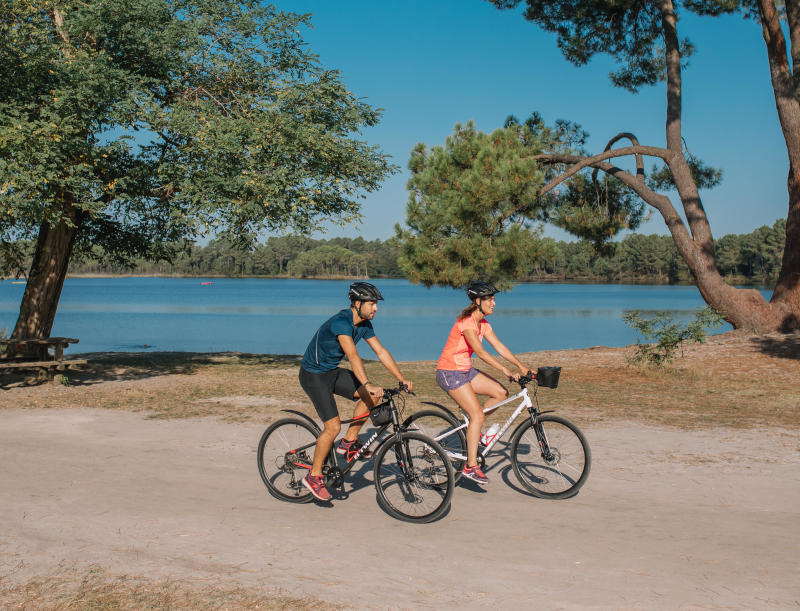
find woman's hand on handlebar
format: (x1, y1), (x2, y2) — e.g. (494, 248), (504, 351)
(399, 379), (414, 393)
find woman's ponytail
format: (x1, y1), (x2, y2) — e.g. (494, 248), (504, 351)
(459, 303), (479, 320)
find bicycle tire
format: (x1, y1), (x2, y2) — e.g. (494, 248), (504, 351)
(509, 415), (591, 499)
(257, 417), (331, 503)
(405, 409), (467, 482)
(373, 431), (454, 523)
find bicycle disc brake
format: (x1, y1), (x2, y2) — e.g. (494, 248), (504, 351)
(541, 446), (561, 465)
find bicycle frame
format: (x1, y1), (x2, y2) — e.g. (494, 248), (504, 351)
(425, 384), (542, 462)
(283, 391), (410, 486)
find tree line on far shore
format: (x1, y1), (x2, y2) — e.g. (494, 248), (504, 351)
(49, 219), (784, 285)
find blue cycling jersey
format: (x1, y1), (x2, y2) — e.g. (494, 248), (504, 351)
(301, 308), (375, 373)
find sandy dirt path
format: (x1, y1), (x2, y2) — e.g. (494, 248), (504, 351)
(1, 408), (798, 609)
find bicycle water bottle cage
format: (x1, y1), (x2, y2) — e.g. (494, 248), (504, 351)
(369, 402), (393, 426)
(535, 366), (562, 389)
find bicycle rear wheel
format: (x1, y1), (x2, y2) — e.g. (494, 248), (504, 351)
(510, 415), (591, 499)
(257, 417), (326, 503)
(373, 432), (454, 523)
(405, 409), (466, 481)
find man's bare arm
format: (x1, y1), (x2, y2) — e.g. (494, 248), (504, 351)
(365, 336), (413, 391)
(338, 334), (383, 400)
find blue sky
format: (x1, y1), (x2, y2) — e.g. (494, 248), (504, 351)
(272, 0), (787, 242)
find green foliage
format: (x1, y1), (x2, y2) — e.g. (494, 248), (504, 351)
(36, 216), (783, 283)
(289, 244), (366, 278)
(489, 0), (692, 93)
(62, 235), (403, 278)
(396, 120), (547, 288)
(0, 1), (394, 276)
(488, 1), (767, 93)
(647, 154), (724, 191)
(55, 373), (71, 386)
(623, 306), (725, 367)
(2, 216), (784, 283)
(395, 116), (645, 288)
(547, 173), (646, 250)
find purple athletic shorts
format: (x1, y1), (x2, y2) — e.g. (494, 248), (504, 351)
(436, 367), (480, 392)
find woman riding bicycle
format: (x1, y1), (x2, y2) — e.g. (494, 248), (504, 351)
(435, 281), (534, 485)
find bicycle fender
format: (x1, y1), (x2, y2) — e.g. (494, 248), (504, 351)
(280, 409), (321, 433)
(420, 401), (460, 421)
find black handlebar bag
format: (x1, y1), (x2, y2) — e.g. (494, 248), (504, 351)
(536, 366), (561, 389)
(369, 402), (393, 426)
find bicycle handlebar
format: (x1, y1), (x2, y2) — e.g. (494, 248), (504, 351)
(383, 382), (413, 399)
(509, 370), (536, 387)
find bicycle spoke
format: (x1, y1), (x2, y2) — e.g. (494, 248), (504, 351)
(258, 419), (320, 503)
(511, 416), (590, 498)
(374, 433), (454, 522)
(405, 410), (466, 477)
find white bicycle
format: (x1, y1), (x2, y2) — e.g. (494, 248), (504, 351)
(405, 367), (590, 499)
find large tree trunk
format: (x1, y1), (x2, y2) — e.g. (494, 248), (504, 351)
(757, 0), (800, 331)
(11, 205), (81, 346)
(770, 165), (800, 330)
(655, 0), (798, 333)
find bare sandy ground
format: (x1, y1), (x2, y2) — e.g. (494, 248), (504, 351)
(1, 408), (798, 609)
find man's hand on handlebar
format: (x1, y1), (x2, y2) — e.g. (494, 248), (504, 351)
(399, 379), (414, 393)
(365, 383), (384, 403)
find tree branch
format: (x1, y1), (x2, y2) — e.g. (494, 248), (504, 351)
(658, 0), (683, 152)
(493, 145), (675, 230)
(591, 132), (644, 192)
(758, 0), (800, 172)
(535, 153), (673, 216)
(784, 0), (800, 102)
(533, 145), (674, 197)
(50, 8), (70, 46)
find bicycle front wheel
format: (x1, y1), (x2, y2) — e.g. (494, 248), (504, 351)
(510, 415), (591, 499)
(405, 409), (466, 481)
(257, 417), (323, 503)
(373, 432), (454, 523)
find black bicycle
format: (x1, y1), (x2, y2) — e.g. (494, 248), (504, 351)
(257, 384), (455, 523)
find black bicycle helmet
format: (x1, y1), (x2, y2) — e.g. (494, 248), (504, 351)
(348, 281), (384, 302)
(466, 281), (499, 301)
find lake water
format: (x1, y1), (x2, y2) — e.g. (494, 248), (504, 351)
(0, 278), (771, 361)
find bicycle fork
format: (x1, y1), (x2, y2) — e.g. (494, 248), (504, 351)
(391, 436), (415, 482)
(528, 409), (556, 462)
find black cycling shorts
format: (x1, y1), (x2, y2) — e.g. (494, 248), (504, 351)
(298, 366), (360, 423)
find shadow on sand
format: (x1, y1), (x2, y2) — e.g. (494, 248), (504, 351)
(751, 334), (800, 360)
(0, 351), (303, 388)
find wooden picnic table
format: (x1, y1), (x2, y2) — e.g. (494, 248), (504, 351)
(0, 337), (87, 380)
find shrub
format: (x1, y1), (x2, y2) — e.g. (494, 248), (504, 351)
(623, 306), (725, 367)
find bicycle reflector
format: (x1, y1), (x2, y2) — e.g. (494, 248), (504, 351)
(536, 366), (562, 388)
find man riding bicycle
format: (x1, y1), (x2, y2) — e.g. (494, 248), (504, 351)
(299, 282), (413, 502)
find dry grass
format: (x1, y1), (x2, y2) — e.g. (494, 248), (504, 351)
(1, 331), (798, 430)
(0, 566), (337, 610)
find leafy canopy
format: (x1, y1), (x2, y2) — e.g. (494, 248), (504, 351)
(396, 115), (647, 287)
(0, 0), (394, 275)
(488, 1), (764, 93)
